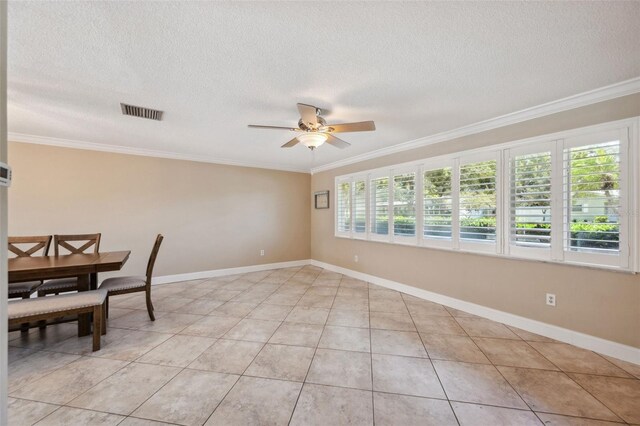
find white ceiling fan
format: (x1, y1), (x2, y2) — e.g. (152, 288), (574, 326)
(248, 103), (376, 150)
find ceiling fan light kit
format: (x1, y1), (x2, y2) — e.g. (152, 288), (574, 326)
(297, 133), (328, 150)
(248, 103), (376, 151)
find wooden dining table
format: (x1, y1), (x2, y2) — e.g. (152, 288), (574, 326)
(9, 250), (131, 336)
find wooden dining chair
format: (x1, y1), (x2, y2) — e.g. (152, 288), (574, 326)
(8, 235), (52, 300)
(99, 234), (163, 321)
(8, 235), (52, 332)
(37, 233), (101, 297)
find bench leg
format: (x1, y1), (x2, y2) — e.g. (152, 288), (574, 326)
(93, 305), (102, 352)
(21, 294), (31, 333)
(101, 300), (107, 335)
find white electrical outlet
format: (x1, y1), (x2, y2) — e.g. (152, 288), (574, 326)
(354, 255), (359, 263)
(546, 293), (556, 307)
(260, 249), (265, 256)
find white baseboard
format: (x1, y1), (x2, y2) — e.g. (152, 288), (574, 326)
(310, 260), (640, 366)
(150, 257), (639, 365)
(152, 259), (311, 285)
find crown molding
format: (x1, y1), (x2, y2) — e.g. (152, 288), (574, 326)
(8, 133), (310, 174)
(9, 77), (640, 175)
(311, 76), (640, 174)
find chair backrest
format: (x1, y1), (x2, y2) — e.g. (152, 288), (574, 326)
(146, 234), (164, 285)
(54, 233), (101, 256)
(8, 235), (52, 258)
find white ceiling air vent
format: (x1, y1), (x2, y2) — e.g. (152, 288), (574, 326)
(120, 103), (163, 121)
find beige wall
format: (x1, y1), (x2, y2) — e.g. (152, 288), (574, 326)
(9, 143), (311, 278)
(312, 93), (640, 348)
(8, 94), (640, 348)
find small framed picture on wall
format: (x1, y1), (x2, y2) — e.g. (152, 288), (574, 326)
(315, 190), (330, 209)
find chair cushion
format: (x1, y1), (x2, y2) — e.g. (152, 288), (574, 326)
(8, 281), (41, 295)
(8, 289), (107, 320)
(38, 278), (79, 292)
(100, 276), (147, 292)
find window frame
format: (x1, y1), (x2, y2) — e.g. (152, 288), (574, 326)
(368, 170), (392, 242)
(352, 175), (369, 240)
(390, 166), (419, 245)
(333, 117), (639, 272)
(560, 128), (630, 269)
(457, 151), (501, 254)
(334, 177), (352, 238)
(504, 141), (557, 261)
(420, 159), (456, 250)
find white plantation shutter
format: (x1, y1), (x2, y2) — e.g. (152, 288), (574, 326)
(333, 120), (635, 271)
(510, 150), (553, 252)
(459, 158), (498, 249)
(370, 175), (390, 237)
(336, 181), (351, 234)
(393, 172), (416, 238)
(423, 166), (453, 242)
(353, 179), (367, 235)
(562, 129), (628, 267)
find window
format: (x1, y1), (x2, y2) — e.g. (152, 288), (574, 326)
(336, 181), (351, 234)
(459, 159), (497, 245)
(370, 176), (389, 237)
(335, 119), (636, 271)
(393, 172), (416, 237)
(562, 130), (627, 267)
(423, 166), (452, 241)
(510, 149), (553, 251)
(353, 179), (367, 235)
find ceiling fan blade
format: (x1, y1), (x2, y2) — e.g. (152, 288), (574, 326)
(297, 103), (318, 127)
(281, 137), (299, 148)
(324, 121), (376, 133)
(248, 124), (300, 131)
(326, 134), (351, 149)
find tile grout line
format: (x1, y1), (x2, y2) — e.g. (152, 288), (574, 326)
(449, 310), (630, 423)
(33, 404), (114, 425)
(12, 270), (277, 425)
(287, 268), (336, 426)
(466, 332), (547, 423)
(517, 338), (609, 424)
(402, 293), (461, 426)
(162, 265), (303, 426)
(7, 350), (83, 395)
(193, 268), (302, 425)
(62, 303), (205, 422)
(368, 278), (376, 426)
(25, 389), (611, 426)
(453, 314), (543, 419)
(494, 331), (629, 423)
(10, 267), (638, 425)
(118, 271), (266, 423)
(101, 271), (257, 424)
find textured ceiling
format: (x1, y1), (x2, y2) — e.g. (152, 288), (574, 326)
(8, 1), (640, 171)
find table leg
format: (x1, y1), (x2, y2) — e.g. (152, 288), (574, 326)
(77, 274), (91, 336)
(90, 273), (98, 290)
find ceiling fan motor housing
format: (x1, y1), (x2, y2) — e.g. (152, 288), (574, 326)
(298, 116), (326, 131)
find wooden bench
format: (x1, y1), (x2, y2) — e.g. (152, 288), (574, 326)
(8, 289), (108, 351)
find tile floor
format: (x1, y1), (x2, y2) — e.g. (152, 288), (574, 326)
(7, 265), (640, 425)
